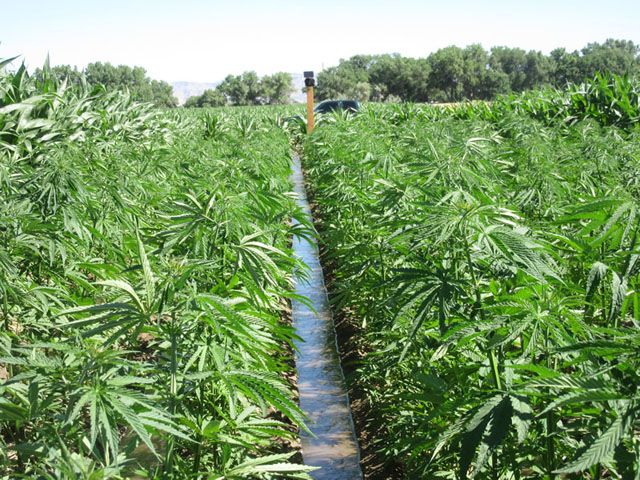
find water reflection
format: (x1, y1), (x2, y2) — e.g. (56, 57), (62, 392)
(290, 157), (363, 480)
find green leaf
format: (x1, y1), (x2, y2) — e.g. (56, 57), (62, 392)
(109, 397), (158, 459)
(227, 453), (318, 475)
(96, 280), (145, 313)
(107, 376), (155, 387)
(0, 400), (29, 421)
(506, 363), (561, 379)
(585, 261), (608, 304)
(510, 394), (533, 444)
(555, 403), (634, 473)
(608, 272), (627, 326)
(136, 233), (155, 310)
(0, 55), (20, 71)
(541, 390), (623, 415)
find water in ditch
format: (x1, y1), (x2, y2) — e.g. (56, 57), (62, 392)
(290, 156), (363, 480)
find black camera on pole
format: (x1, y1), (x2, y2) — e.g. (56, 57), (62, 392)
(304, 71), (315, 88)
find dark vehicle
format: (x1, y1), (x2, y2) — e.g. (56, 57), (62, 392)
(314, 99), (360, 115)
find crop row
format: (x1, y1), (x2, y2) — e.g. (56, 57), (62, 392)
(0, 63), (315, 478)
(302, 94), (640, 478)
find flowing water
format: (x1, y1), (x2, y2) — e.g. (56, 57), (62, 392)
(290, 156), (363, 480)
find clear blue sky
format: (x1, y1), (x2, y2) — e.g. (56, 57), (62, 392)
(2, 0), (639, 83)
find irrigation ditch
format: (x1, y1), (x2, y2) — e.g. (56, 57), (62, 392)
(290, 156), (363, 479)
(290, 155), (401, 480)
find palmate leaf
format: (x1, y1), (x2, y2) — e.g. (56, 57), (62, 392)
(608, 271), (627, 326)
(237, 417), (297, 440)
(555, 402), (635, 473)
(506, 363), (561, 379)
(66, 388), (94, 427)
(486, 228), (560, 282)
(486, 314), (533, 350)
(227, 370), (310, 434)
(109, 396), (158, 459)
(429, 393), (533, 478)
(586, 261), (608, 304)
(97, 397), (119, 462)
(459, 415), (490, 479)
(431, 316), (507, 362)
(139, 414), (194, 443)
(459, 395), (515, 479)
(136, 233), (155, 310)
(196, 293), (282, 353)
(0, 399), (29, 421)
(592, 200), (636, 248)
(96, 280), (145, 313)
(510, 394), (533, 444)
(473, 406), (511, 479)
(525, 374), (609, 391)
(555, 339), (638, 357)
(429, 407), (470, 466)
(225, 452), (318, 478)
(540, 389), (624, 415)
(391, 266), (467, 348)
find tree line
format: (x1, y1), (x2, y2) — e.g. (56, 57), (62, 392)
(314, 39), (640, 103)
(34, 61), (178, 108)
(183, 71), (294, 108)
(30, 38), (639, 107)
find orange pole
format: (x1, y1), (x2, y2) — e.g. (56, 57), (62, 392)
(306, 86), (314, 133)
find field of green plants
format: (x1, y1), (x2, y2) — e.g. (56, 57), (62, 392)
(2, 54), (640, 480)
(302, 76), (640, 479)
(0, 60), (316, 479)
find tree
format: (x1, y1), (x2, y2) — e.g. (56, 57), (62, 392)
(183, 95), (200, 108)
(461, 44), (490, 99)
(85, 61), (120, 87)
(260, 72), (293, 105)
(579, 39), (640, 78)
(428, 46), (466, 101)
(489, 46), (528, 92)
(184, 71), (293, 107)
(216, 74), (246, 105)
(33, 64), (84, 87)
(314, 67), (349, 100)
(179, 38), (639, 109)
(184, 88), (227, 108)
(243, 71), (261, 105)
(479, 69), (511, 98)
(84, 62), (177, 107)
(150, 80), (177, 108)
(549, 48), (582, 87)
(315, 56), (372, 101)
(217, 71), (262, 105)
(523, 50), (551, 90)
(369, 54), (431, 102)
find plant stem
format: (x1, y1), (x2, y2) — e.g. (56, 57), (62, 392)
(164, 313), (178, 475)
(193, 385), (204, 475)
(545, 411), (555, 479)
(544, 324), (555, 479)
(462, 222), (502, 390)
(2, 283), (9, 332)
(594, 463), (602, 480)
